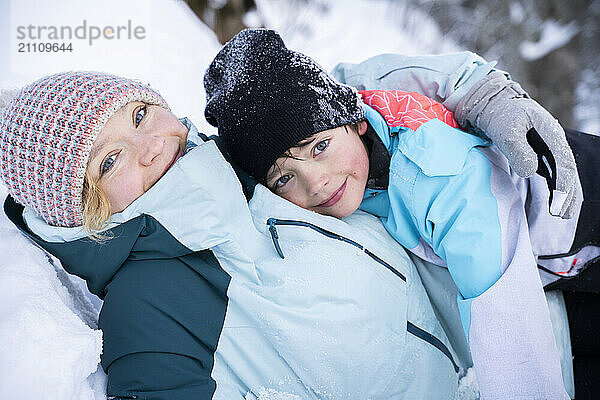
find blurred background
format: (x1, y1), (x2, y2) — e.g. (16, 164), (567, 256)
(186, 0), (600, 133)
(1, 0), (599, 135)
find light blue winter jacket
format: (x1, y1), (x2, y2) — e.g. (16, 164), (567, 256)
(359, 104), (499, 301)
(23, 121), (467, 399)
(336, 53), (570, 399)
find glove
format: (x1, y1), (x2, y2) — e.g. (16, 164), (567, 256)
(454, 71), (579, 219)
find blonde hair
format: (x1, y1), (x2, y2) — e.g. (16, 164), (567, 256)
(81, 170), (112, 240)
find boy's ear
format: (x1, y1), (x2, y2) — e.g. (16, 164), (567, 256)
(357, 121), (368, 136)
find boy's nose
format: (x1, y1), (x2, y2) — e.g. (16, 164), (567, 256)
(306, 169), (329, 196)
(137, 135), (164, 166)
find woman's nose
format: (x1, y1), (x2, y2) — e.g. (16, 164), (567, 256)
(136, 134), (164, 166)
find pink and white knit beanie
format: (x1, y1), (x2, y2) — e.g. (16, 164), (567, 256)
(0, 71), (169, 227)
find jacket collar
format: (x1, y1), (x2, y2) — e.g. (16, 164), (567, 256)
(4, 197), (181, 299)
(363, 121), (390, 190)
(5, 119), (258, 297)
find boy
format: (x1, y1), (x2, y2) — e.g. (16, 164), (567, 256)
(204, 29), (598, 399)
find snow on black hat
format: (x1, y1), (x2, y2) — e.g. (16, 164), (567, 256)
(204, 28), (365, 183)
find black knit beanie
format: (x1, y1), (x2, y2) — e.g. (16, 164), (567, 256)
(204, 28), (365, 183)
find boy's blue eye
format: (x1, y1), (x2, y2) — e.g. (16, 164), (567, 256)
(135, 105), (147, 127)
(101, 153), (117, 175)
(314, 139), (329, 155)
(275, 174), (292, 189)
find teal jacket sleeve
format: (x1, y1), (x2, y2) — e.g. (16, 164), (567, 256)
(100, 250), (231, 400)
(106, 353), (216, 400)
(331, 51), (497, 111)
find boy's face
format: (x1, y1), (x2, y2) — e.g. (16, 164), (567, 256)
(86, 101), (188, 213)
(266, 122), (369, 219)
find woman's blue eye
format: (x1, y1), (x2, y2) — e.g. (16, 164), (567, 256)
(275, 174), (292, 189)
(101, 154), (117, 175)
(314, 139), (329, 155)
(135, 105), (147, 127)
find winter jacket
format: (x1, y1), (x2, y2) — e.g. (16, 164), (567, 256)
(5, 120), (467, 399)
(331, 51), (497, 112)
(2, 52), (578, 399)
(332, 52), (597, 288)
(357, 89), (569, 399)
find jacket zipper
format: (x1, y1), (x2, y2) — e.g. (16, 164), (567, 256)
(268, 218), (406, 282)
(267, 218), (459, 373)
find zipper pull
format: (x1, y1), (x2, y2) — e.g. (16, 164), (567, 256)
(267, 218), (285, 259)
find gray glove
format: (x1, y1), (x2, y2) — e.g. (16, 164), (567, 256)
(455, 71), (579, 219)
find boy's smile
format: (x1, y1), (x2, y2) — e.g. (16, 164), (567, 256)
(316, 179), (347, 208)
(266, 122), (370, 219)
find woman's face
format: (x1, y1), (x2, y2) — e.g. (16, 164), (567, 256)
(86, 102), (188, 213)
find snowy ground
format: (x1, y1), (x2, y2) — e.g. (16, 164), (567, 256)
(0, 0), (578, 399)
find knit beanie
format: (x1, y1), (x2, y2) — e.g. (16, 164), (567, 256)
(0, 71), (168, 227)
(204, 28), (365, 183)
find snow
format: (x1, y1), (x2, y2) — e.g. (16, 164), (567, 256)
(205, 27), (366, 138)
(519, 20), (580, 61)
(575, 69), (600, 134)
(509, 2), (526, 25)
(457, 368), (480, 400)
(546, 290), (575, 398)
(0, 0), (576, 398)
(254, 0), (460, 71)
(0, 183), (105, 399)
(0, 0), (222, 136)
(243, 372), (481, 400)
(0, 1), (221, 398)
(245, 388), (303, 400)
